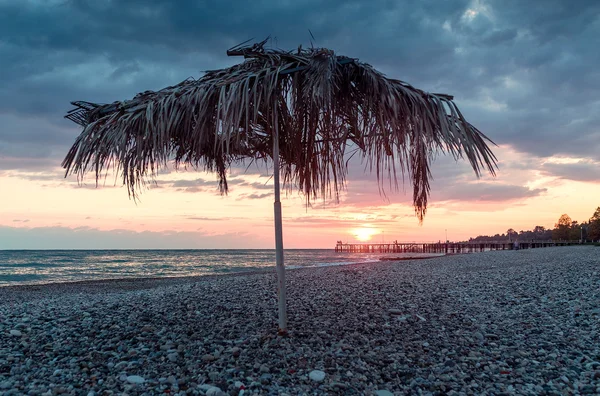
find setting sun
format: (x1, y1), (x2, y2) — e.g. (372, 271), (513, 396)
(351, 227), (379, 242)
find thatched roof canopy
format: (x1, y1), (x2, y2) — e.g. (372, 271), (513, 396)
(63, 39), (497, 221)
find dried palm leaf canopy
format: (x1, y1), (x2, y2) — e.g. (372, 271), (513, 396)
(64, 39), (497, 221)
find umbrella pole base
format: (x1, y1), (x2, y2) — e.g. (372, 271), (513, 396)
(277, 328), (289, 337)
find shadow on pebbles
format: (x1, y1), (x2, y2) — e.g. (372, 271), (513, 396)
(1, 246), (599, 395)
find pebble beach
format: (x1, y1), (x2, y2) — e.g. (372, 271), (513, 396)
(1, 246), (599, 395)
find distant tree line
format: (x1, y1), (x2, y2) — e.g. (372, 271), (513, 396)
(468, 207), (600, 243)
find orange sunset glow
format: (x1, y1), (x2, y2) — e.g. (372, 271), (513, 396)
(351, 227), (379, 242)
(2, 143), (600, 249)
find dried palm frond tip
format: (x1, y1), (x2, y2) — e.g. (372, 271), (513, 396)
(63, 39), (497, 221)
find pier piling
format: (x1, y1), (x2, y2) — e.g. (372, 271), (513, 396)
(334, 240), (580, 254)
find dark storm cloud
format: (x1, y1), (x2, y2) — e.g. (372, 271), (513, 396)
(1, 0), (599, 174)
(331, 180), (546, 208)
(152, 176), (273, 193)
(434, 182), (547, 203)
(542, 160), (600, 183)
(229, 180), (273, 191)
(238, 192), (273, 200)
(0, 225), (262, 249)
(170, 178), (216, 188)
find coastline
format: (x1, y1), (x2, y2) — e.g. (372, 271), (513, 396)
(0, 252), (439, 296)
(1, 246), (599, 395)
(0, 249), (415, 290)
(0, 259), (380, 300)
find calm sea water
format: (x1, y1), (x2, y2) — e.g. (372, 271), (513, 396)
(0, 249), (437, 286)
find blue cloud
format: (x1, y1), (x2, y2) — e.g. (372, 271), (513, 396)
(0, 0), (599, 170)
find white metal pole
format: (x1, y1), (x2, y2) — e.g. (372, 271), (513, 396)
(272, 125), (287, 334)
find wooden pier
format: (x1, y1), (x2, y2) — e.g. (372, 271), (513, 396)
(334, 240), (580, 254)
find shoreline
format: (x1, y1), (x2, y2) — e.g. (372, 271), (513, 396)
(379, 254), (448, 261)
(1, 246), (598, 395)
(0, 257), (407, 304)
(0, 253), (444, 293)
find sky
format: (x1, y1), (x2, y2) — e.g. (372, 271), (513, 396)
(1, 0), (599, 249)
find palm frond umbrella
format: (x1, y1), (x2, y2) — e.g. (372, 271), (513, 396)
(63, 39), (497, 334)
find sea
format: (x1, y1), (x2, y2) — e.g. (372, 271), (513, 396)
(0, 249), (439, 287)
